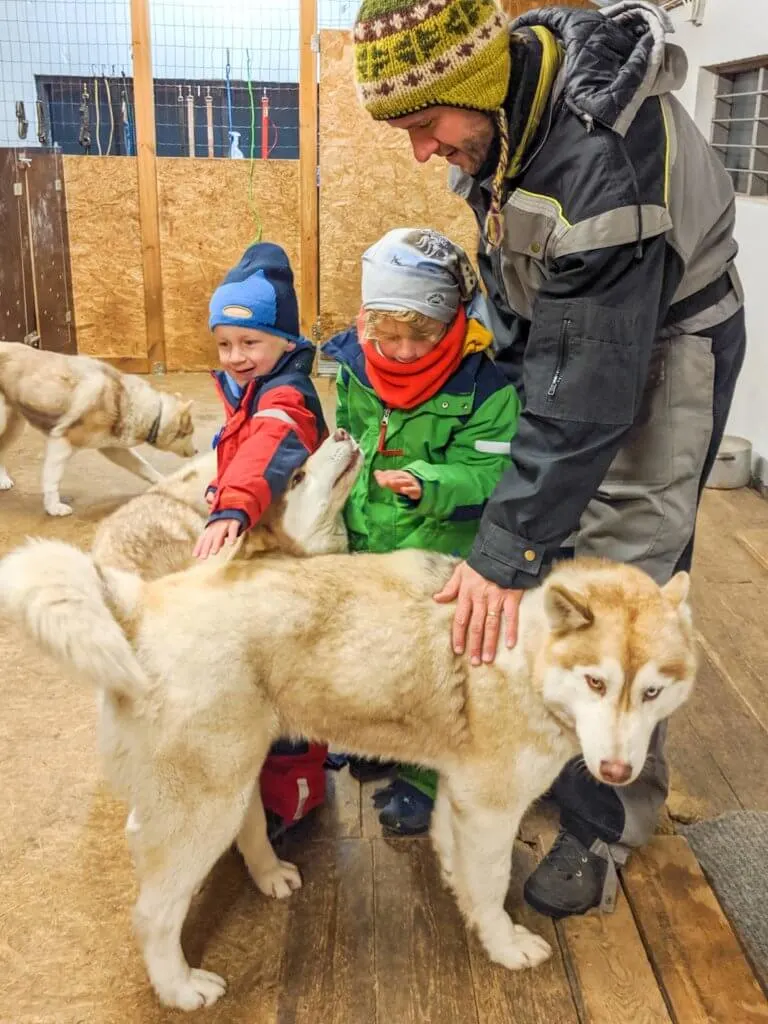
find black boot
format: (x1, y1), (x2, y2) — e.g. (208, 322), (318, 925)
(523, 829), (611, 919)
(347, 756), (396, 782)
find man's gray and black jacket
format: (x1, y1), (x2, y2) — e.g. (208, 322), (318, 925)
(451, 0), (743, 589)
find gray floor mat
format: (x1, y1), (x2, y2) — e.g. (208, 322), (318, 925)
(682, 810), (768, 991)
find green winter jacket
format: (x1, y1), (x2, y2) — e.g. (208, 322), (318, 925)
(323, 327), (521, 557)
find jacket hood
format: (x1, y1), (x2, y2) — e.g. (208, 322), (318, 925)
(323, 328), (366, 379)
(515, 0), (688, 136)
(212, 338), (316, 409)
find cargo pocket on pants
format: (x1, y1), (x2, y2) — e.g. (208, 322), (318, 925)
(577, 334), (715, 581)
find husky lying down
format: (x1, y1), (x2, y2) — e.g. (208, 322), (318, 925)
(0, 459), (697, 1010)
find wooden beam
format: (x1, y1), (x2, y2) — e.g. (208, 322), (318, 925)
(100, 356), (151, 374)
(130, 0), (166, 373)
(298, 0), (320, 346)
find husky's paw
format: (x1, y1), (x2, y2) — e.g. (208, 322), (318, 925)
(0, 472), (13, 491)
(44, 500), (73, 517)
(253, 859), (302, 899)
(487, 925), (552, 971)
(156, 968), (227, 1010)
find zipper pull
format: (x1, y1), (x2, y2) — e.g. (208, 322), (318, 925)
(377, 407), (405, 458)
(377, 407), (392, 453)
(547, 319), (571, 399)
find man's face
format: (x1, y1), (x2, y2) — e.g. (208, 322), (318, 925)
(387, 106), (495, 176)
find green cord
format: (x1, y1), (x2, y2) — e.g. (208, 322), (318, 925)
(246, 53), (263, 244)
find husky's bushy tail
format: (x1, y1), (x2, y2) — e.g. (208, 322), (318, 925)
(0, 539), (147, 699)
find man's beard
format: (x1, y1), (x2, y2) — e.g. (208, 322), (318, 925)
(447, 122), (495, 175)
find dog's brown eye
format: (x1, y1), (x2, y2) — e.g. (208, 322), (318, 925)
(642, 686), (662, 702)
(585, 675), (606, 695)
(290, 471), (306, 489)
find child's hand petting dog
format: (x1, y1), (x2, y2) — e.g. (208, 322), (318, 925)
(194, 519), (240, 560)
(374, 470), (422, 501)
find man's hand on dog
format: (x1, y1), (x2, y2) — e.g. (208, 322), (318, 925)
(194, 519), (239, 560)
(434, 561), (523, 666)
(374, 469), (422, 500)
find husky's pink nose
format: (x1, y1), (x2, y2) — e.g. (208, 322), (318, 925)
(599, 760), (632, 784)
(333, 428), (350, 442)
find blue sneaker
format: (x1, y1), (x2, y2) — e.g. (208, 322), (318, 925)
(375, 779), (433, 836)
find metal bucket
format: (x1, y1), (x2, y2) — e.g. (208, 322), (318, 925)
(705, 435), (752, 490)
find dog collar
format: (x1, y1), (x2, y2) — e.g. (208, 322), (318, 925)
(146, 402), (162, 447)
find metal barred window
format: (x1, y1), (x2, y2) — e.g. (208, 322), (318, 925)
(711, 63), (768, 198)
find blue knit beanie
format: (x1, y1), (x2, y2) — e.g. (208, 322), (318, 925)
(209, 242), (300, 341)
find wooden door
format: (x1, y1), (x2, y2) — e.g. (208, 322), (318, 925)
(0, 147), (76, 353)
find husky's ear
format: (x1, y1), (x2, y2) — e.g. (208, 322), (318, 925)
(661, 571), (689, 607)
(544, 583), (593, 634)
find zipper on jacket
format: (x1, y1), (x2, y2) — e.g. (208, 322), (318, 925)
(377, 407), (404, 458)
(565, 97), (644, 261)
(547, 319), (571, 398)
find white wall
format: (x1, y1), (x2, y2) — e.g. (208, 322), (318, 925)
(670, 0), (768, 483)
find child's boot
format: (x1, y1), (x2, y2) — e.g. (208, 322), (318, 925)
(376, 765), (436, 835)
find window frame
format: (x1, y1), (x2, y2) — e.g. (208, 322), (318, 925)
(710, 61), (768, 198)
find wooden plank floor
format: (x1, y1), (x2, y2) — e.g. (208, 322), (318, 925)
(1, 375), (767, 1022)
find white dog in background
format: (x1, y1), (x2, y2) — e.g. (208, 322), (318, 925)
(0, 341), (196, 515)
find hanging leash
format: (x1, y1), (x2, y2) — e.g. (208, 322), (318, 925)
(247, 50), (256, 162)
(120, 70), (134, 156)
(36, 99), (48, 146)
(226, 48), (242, 158)
(93, 73), (102, 155)
(78, 81), (91, 153)
(186, 85), (195, 156)
(225, 49), (233, 138)
(245, 50), (263, 242)
(205, 86), (214, 157)
(16, 100), (28, 139)
(176, 83), (185, 154)
(103, 71), (115, 156)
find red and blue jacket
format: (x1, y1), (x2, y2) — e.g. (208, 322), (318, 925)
(207, 341), (327, 532)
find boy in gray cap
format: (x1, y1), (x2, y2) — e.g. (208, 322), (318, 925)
(324, 227), (521, 833)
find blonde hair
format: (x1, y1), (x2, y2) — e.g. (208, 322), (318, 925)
(363, 308), (446, 343)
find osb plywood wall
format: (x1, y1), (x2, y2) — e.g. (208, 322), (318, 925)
(319, 30), (478, 337)
(62, 156), (147, 359)
(63, 157), (300, 370)
(156, 159), (300, 371)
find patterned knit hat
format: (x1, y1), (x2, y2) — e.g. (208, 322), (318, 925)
(353, 0), (510, 122)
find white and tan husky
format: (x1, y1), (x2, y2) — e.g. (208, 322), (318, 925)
(0, 341), (196, 515)
(0, 491), (696, 1010)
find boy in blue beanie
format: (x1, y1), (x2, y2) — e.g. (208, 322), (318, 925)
(194, 241), (327, 559)
(195, 241), (329, 834)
